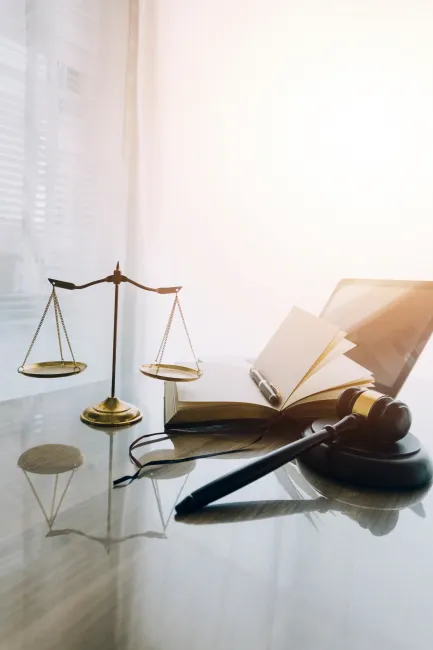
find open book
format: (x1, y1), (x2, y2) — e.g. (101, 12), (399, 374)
(164, 306), (373, 427)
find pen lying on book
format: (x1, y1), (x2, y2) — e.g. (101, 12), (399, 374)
(249, 366), (281, 406)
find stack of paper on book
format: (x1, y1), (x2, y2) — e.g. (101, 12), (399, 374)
(164, 306), (373, 426)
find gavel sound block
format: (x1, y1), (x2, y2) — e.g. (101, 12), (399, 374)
(300, 387), (433, 489)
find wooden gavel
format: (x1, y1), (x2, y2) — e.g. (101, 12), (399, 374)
(175, 388), (412, 515)
(335, 386), (411, 441)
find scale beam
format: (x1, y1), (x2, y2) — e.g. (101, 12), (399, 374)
(123, 276), (181, 294)
(48, 277), (111, 290)
(48, 268), (182, 295)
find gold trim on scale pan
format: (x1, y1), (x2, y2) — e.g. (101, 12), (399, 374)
(18, 361), (87, 378)
(139, 363), (202, 382)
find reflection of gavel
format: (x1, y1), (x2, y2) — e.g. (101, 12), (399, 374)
(176, 498), (402, 536)
(175, 388), (412, 515)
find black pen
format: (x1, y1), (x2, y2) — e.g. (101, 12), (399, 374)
(174, 425), (339, 515)
(249, 366), (281, 406)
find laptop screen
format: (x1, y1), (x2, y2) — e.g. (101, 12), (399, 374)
(320, 279), (433, 397)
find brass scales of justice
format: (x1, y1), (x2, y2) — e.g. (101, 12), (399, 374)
(17, 262), (202, 427)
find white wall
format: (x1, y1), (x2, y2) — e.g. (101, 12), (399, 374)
(138, 0), (433, 364)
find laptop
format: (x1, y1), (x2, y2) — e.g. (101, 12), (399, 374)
(320, 279), (433, 398)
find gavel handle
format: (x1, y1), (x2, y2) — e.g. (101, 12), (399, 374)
(175, 414), (361, 514)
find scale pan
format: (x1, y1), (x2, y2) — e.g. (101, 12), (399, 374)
(139, 363), (202, 382)
(18, 361), (87, 378)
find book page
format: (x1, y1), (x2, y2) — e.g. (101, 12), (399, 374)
(285, 355), (373, 407)
(307, 338), (356, 376)
(254, 306), (343, 407)
(288, 387), (345, 406)
(287, 382), (373, 408)
(177, 361), (275, 409)
(300, 331), (349, 383)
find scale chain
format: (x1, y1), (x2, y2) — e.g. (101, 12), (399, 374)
(154, 294), (177, 366)
(154, 293), (200, 372)
(20, 289), (55, 368)
(53, 291), (64, 363)
(176, 295), (200, 371)
(20, 287), (78, 369)
(53, 291), (77, 366)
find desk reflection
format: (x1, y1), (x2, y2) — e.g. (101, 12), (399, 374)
(176, 458), (430, 536)
(17, 421), (432, 543)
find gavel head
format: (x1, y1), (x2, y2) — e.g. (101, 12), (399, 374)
(336, 387), (411, 443)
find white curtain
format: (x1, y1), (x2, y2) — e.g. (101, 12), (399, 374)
(137, 0), (433, 368)
(0, 0), (137, 400)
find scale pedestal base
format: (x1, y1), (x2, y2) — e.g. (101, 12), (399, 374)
(300, 417), (433, 490)
(80, 397), (142, 427)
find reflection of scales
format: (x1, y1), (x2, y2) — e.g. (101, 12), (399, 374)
(18, 437), (194, 553)
(17, 262), (202, 427)
(18, 443), (84, 530)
